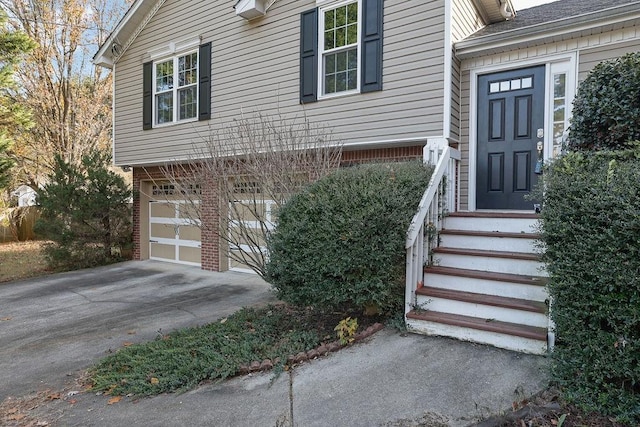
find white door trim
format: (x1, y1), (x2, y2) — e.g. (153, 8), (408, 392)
(467, 52), (577, 211)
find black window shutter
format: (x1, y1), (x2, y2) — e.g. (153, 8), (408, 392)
(198, 42), (212, 121)
(143, 61), (153, 130)
(300, 8), (318, 104)
(361, 0), (383, 93)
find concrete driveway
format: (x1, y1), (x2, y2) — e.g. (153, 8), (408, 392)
(0, 260), (274, 401)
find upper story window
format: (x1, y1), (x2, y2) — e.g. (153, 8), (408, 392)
(142, 42), (211, 130)
(299, 0), (383, 104)
(155, 51), (199, 125)
(319, 1), (360, 96)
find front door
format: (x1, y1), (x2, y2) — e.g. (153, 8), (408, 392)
(476, 66), (545, 210)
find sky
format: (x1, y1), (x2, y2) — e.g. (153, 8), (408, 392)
(513, 0), (557, 10)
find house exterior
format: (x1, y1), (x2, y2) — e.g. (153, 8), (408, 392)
(95, 0), (640, 353)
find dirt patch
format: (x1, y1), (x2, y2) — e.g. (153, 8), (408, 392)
(0, 241), (50, 283)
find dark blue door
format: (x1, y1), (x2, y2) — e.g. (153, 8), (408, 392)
(476, 66), (545, 210)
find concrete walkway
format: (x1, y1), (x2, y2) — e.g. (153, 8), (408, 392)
(0, 261), (549, 426)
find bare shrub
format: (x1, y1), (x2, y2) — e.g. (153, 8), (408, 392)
(155, 112), (342, 276)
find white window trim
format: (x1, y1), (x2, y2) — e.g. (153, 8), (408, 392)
(148, 37), (200, 61)
(317, 0), (362, 100)
(546, 60), (576, 161)
(152, 49), (199, 128)
(467, 53), (577, 211)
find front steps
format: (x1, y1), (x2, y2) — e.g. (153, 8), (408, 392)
(406, 212), (550, 355)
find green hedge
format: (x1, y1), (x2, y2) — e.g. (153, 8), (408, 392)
(540, 150), (640, 423)
(568, 52), (640, 151)
(265, 161), (433, 316)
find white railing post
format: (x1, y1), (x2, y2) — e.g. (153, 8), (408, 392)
(406, 139), (461, 317)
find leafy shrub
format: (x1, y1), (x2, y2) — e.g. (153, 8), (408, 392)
(265, 161), (433, 316)
(568, 52), (640, 151)
(540, 150), (640, 423)
(35, 151), (132, 270)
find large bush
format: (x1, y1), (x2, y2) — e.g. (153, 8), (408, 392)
(265, 161), (433, 316)
(35, 151), (132, 270)
(540, 150), (640, 423)
(568, 52), (640, 151)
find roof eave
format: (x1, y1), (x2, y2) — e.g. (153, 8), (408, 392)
(456, 3), (640, 60)
(93, 0), (149, 69)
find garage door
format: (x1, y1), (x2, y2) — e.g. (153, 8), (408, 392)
(227, 198), (275, 273)
(149, 200), (201, 266)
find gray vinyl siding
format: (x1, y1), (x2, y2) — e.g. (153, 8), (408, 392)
(449, 0), (484, 142)
(451, 0), (484, 43)
(578, 40), (640, 82)
(113, 0), (446, 165)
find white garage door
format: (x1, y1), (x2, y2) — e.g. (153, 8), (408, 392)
(227, 198), (275, 273)
(149, 200), (201, 266)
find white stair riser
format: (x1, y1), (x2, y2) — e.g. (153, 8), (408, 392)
(439, 233), (539, 253)
(434, 253), (546, 276)
(444, 217), (539, 234)
(423, 273), (547, 301)
(415, 295), (548, 328)
(406, 319), (547, 355)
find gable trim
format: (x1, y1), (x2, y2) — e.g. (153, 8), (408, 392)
(94, 0), (167, 69)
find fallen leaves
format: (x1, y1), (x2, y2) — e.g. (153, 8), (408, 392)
(122, 341), (134, 347)
(107, 396), (122, 405)
(1, 317), (12, 321)
(149, 377), (159, 385)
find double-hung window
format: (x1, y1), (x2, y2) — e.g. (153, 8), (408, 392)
(319, 1), (360, 96)
(300, 0), (383, 104)
(155, 52), (199, 124)
(143, 42), (211, 130)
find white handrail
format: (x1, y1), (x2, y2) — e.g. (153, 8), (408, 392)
(405, 141), (460, 315)
(405, 147), (452, 249)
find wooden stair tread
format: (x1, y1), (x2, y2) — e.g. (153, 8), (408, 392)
(406, 310), (547, 341)
(433, 247), (541, 261)
(448, 212), (539, 219)
(416, 287), (547, 313)
(424, 266), (547, 286)
(440, 229), (541, 239)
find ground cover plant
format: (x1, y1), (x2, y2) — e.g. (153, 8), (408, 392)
(265, 161), (433, 316)
(89, 304), (382, 396)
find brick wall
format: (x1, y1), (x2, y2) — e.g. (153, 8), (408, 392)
(341, 146), (423, 165)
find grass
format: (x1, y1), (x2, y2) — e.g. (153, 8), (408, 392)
(0, 240), (50, 283)
(89, 304), (382, 397)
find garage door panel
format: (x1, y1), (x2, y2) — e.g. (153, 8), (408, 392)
(150, 243), (175, 259)
(230, 229), (267, 247)
(228, 250), (261, 272)
(230, 202), (266, 222)
(177, 203), (199, 220)
(150, 223), (176, 239)
(150, 202), (175, 218)
(179, 225), (201, 241)
(178, 246), (201, 264)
